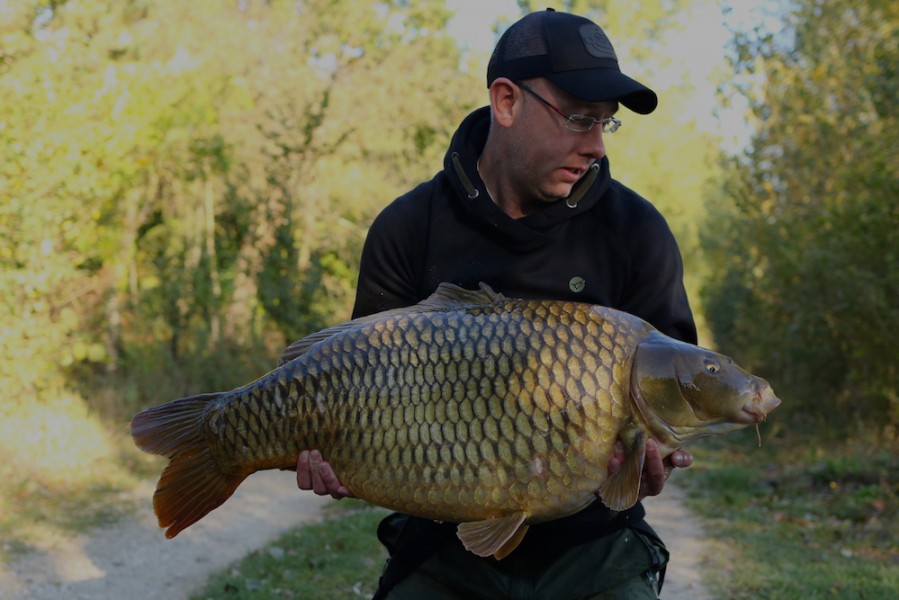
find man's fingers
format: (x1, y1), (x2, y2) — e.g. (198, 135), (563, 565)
(665, 448), (694, 470)
(296, 450), (312, 490)
(297, 449), (353, 499)
(309, 450), (328, 495)
(319, 463), (352, 499)
(641, 439), (667, 497)
(297, 449), (330, 495)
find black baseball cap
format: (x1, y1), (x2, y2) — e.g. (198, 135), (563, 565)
(487, 9), (658, 114)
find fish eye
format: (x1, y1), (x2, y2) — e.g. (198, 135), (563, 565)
(704, 360), (720, 374)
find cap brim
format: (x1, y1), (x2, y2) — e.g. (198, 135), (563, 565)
(547, 70), (658, 114)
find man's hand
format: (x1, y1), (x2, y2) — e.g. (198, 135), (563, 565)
(638, 439), (693, 499)
(605, 439), (693, 501)
(296, 450), (354, 499)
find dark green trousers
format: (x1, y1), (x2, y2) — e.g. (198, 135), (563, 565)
(383, 527), (667, 600)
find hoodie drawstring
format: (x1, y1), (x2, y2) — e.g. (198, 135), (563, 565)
(451, 152), (480, 199)
(566, 163), (600, 209)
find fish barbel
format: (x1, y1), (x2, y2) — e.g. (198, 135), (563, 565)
(131, 282), (780, 559)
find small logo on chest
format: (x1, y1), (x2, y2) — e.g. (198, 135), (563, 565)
(569, 277), (587, 293)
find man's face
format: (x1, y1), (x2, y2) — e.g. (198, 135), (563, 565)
(506, 79), (618, 208)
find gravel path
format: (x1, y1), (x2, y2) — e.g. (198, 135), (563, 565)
(0, 472), (329, 600)
(643, 480), (714, 600)
(2, 474), (711, 599)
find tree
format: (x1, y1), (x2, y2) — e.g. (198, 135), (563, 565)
(701, 0), (898, 431)
(0, 0), (483, 407)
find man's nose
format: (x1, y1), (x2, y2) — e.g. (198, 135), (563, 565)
(580, 127), (606, 160)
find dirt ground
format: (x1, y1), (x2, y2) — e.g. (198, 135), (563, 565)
(1, 473), (712, 599)
(643, 480), (714, 600)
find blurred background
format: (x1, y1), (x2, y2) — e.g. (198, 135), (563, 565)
(1, 0), (895, 559)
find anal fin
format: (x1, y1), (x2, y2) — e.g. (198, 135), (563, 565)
(456, 512), (529, 560)
(493, 522), (530, 560)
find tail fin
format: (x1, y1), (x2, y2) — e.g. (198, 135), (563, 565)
(131, 393), (249, 538)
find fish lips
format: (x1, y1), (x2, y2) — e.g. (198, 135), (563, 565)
(738, 382), (781, 424)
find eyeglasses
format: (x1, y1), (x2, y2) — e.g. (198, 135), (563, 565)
(517, 83), (622, 134)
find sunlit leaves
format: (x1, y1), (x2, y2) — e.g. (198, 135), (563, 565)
(0, 0), (482, 407)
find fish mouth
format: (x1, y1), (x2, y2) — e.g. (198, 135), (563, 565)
(739, 384), (782, 423)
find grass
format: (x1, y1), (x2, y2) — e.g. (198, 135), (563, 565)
(190, 501), (389, 600)
(678, 427), (899, 599)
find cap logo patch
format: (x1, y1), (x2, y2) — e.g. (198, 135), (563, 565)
(578, 24), (617, 61)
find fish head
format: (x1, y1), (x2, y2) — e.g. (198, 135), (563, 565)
(631, 333), (781, 449)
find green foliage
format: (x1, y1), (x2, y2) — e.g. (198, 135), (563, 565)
(0, 0), (481, 408)
(701, 0), (899, 430)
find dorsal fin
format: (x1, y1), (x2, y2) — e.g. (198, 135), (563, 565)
(279, 282), (504, 365)
(418, 282), (505, 310)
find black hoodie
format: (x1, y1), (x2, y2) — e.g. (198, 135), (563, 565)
(353, 107), (696, 345)
(355, 106), (697, 590)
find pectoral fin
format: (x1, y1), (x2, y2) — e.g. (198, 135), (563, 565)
(598, 425), (647, 511)
(456, 512), (529, 560)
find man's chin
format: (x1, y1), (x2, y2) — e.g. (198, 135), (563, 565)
(541, 185), (574, 203)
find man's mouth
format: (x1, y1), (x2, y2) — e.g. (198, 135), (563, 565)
(559, 167), (583, 182)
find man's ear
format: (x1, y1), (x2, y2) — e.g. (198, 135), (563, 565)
(488, 78), (522, 128)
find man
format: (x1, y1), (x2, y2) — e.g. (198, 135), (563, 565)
(293, 9), (695, 599)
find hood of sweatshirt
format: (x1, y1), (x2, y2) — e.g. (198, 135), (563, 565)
(442, 106), (613, 252)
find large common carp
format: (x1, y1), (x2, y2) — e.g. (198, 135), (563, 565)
(131, 283), (780, 559)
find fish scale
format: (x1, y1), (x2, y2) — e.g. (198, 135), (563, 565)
(132, 282), (780, 558)
(263, 300), (635, 525)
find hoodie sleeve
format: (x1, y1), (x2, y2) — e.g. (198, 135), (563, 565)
(352, 182), (434, 319)
(618, 202), (698, 345)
